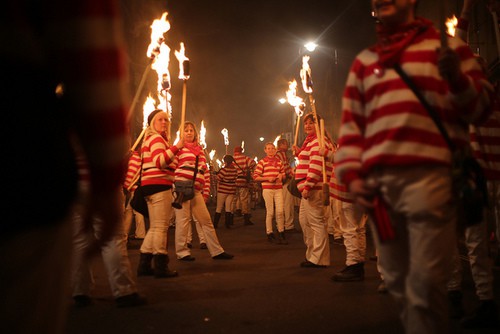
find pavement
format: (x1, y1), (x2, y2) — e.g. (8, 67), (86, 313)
(66, 204), (500, 334)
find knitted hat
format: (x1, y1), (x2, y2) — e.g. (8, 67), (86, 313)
(234, 146), (243, 153)
(147, 109), (164, 126)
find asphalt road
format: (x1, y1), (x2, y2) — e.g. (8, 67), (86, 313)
(66, 204), (500, 334)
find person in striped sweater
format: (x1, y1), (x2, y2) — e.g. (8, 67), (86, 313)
(232, 146), (257, 225)
(214, 155), (239, 229)
(335, 1), (493, 333)
(254, 142), (288, 244)
(137, 109), (182, 279)
(292, 113), (334, 268)
(276, 138), (299, 232)
(321, 146), (367, 282)
(173, 121), (233, 261)
(123, 150), (147, 240)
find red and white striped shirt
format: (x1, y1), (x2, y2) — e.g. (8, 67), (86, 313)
(254, 156), (285, 190)
(336, 22), (492, 186)
(233, 152), (256, 187)
(294, 134), (333, 192)
(276, 149), (293, 179)
(140, 133), (178, 187)
(470, 108), (500, 180)
(123, 151), (141, 191)
(216, 164), (238, 194)
(174, 146), (211, 200)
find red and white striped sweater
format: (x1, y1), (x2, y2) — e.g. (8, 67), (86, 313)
(216, 164), (238, 194)
(233, 152), (256, 187)
(174, 147), (211, 200)
(140, 133), (178, 187)
(336, 21), (492, 186)
(123, 151), (141, 191)
(294, 134), (333, 192)
(254, 156), (285, 190)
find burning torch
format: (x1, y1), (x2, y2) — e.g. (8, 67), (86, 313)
(285, 79), (306, 146)
(221, 128), (229, 155)
(175, 42), (190, 138)
(300, 55), (329, 206)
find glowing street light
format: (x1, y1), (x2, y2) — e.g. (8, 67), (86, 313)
(304, 42), (317, 52)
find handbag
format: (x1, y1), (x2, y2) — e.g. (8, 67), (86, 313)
(394, 64), (488, 227)
(129, 155), (149, 218)
(287, 178), (305, 198)
(172, 155), (199, 209)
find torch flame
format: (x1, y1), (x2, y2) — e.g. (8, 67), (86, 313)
(216, 159), (222, 169)
(300, 55), (313, 94)
(273, 135), (281, 147)
(200, 120), (207, 149)
(175, 42), (190, 80)
(209, 149), (216, 161)
(221, 128), (229, 146)
(173, 130), (180, 145)
(286, 79), (305, 117)
(142, 95), (157, 128)
(241, 141), (245, 152)
(146, 12), (170, 59)
(446, 15), (458, 37)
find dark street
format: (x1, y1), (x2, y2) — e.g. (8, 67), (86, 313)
(66, 203), (500, 334)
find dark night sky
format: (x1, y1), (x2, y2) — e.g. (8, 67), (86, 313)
(121, 0), (479, 160)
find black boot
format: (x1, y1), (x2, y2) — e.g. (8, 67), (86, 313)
(448, 290), (464, 319)
(137, 253), (154, 276)
(331, 262), (365, 282)
(213, 212), (221, 229)
(229, 213), (234, 226)
(277, 231), (288, 245)
(244, 213), (254, 225)
(153, 254), (178, 278)
(225, 212), (232, 229)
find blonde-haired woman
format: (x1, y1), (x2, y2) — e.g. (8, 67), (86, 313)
(173, 121), (233, 261)
(137, 109), (183, 278)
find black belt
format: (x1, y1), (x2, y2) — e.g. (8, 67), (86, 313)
(180, 166), (205, 175)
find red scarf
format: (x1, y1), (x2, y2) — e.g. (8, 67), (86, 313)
(371, 17), (434, 68)
(184, 141), (202, 156)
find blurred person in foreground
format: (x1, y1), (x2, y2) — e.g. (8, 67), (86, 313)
(0, 1), (129, 333)
(335, 0), (493, 333)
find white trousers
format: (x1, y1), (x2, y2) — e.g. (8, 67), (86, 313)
(175, 191), (224, 258)
(370, 166), (456, 334)
(140, 190), (173, 255)
(282, 179), (296, 230)
(262, 188), (285, 234)
(338, 201), (366, 266)
(298, 189), (330, 266)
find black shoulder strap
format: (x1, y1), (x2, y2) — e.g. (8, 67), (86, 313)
(394, 64), (456, 151)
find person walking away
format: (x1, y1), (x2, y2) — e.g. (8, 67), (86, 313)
(123, 149), (147, 241)
(254, 142), (287, 244)
(137, 109), (181, 278)
(232, 146), (257, 225)
(291, 112), (333, 268)
(335, 1), (493, 333)
(215, 155), (239, 229)
(173, 121), (233, 261)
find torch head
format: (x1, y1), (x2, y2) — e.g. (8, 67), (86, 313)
(183, 60), (191, 78)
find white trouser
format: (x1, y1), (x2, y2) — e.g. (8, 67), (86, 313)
(140, 190), (173, 255)
(338, 201), (366, 266)
(123, 196), (147, 238)
(371, 166), (456, 334)
(216, 192), (235, 213)
(232, 187), (250, 214)
(262, 188), (285, 234)
(447, 219), (494, 300)
(299, 189), (330, 266)
(282, 179), (296, 230)
(71, 210), (136, 298)
(325, 197), (342, 238)
(175, 191), (224, 258)
(187, 216), (206, 244)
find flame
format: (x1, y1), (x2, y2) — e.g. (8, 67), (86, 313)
(286, 79), (305, 117)
(221, 128), (229, 146)
(209, 149), (216, 161)
(241, 141), (245, 152)
(200, 120), (207, 149)
(254, 157), (258, 164)
(142, 95), (157, 128)
(175, 42), (190, 80)
(446, 15), (458, 37)
(146, 12), (170, 59)
(173, 130), (180, 145)
(300, 55), (313, 94)
(273, 135), (281, 147)
(216, 159), (222, 169)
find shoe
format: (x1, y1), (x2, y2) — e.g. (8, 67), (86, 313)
(187, 242), (193, 249)
(115, 293), (147, 308)
(267, 233), (276, 243)
(73, 295), (93, 308)
(377, 280), (388, 294)
(153, 254), (178, 278)
(460, 300), (499, 329)
(448, 290), (464, 319)
(179, 255), (196, 261)
(300, 260), (326, 268)
(212, 252), (234, 260)
(277, 231), (288, 245)
(331, 263), (365, 282)
(200, 243), (208, 249)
